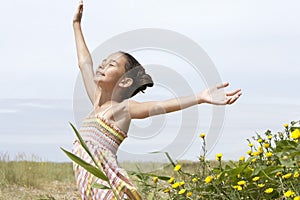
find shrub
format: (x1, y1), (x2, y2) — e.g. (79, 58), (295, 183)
(132, 120), (300, 200)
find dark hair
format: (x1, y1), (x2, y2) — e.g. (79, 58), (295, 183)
(119, 51), (154, 98)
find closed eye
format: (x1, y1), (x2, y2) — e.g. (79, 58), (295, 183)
(101, 59), (107, 65)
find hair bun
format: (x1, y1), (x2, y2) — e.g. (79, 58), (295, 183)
(130, 67), (153, 97)
(120, 51), (154, 97)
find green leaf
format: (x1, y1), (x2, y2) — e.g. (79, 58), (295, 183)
(69, 122), (99, 168)
(274, 140), (297, 152)
(61, 148), (108, 181)
(92, 183), (110, 190)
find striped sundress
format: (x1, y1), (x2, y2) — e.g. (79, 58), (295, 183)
(72, 117), (142, 200)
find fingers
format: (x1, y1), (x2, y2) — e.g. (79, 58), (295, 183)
(226, 89), (241, 96)
(78, 0), (83, 9)
(227, 92), (242, 104)
(76, 0), (83, 14)
(216, 82), (229, 89)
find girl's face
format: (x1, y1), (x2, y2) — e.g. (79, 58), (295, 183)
(94, 52), (127, 88)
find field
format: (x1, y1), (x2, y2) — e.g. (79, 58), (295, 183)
(0, 155), (80, 200)
(0, 155), (201, 200)
(1, 122), (299, 199)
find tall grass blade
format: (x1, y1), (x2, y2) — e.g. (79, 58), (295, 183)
(164, 152), (176, 167)
(61, 148), (108, 181)
(69, 122), (100, 168)
(92, 183), (111, 190)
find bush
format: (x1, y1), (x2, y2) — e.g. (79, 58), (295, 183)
(132, 120), (300, 200)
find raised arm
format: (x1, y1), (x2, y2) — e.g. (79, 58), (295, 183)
(129, 82), (242, 119)
(73, 0), (99, 104)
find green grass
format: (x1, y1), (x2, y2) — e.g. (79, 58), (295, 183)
(0, 154), (201, 198)
(0, 153), (74, 188)
(0, 153), (79, 199)
(0, 153), (228, 199)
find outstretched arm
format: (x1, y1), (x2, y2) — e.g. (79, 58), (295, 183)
(129, 82), (242, 119)
(73, 0), (99, 104)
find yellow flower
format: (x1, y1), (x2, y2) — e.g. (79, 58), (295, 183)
(247, 150), (252, 155)
(294, 196), (300, 200)
(265, 188), (273, 194)
(205, 176), (214, 184)
(163, 188), (170, 193)
(258, 146), (263, 153)
(264, 143), (270, 148)
(285, 190), (295, 198)
(257, 138), (263, 143)
(199, 133), (206, 138)
(192, 177), (198, 183)
(174, 164), (181, 171)
(267, 135), (272, 139)
(291, 129), (300, 139)
(275, 172), (282, 177)
(153, 177), (158, 183)
(252, 151), (260, 156)
(178, 189), (186, 195)
(251, 158), (257, 163)
(216, 153), (223, 161)
(265, 152), (272, 158)
(284, 123), (289, 128)
(252, 177), (260, 182)
(258, 183), (265, 188)
(237, 180), (246, 186)
(248, 143), (254, 147)
(294, 171), (299, 178)
(168, 177), (175, 183)
(239, 156), (245, 162)
(186, 192), (192, 197)
(282, 173), (292, 179)
(232, 185), (242, 191)
(179, 181), (185, 186)
(172, 182), (180, 189)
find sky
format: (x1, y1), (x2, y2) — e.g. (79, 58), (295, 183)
(0, 0), (299, 103)
(0, 0), (300, 162)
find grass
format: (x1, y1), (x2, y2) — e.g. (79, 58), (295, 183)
(0, 153), (79, 200)
(0, 153), (228, 200)
(0, 153), (209, 200)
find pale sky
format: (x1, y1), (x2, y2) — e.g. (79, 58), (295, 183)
(1, 0), (300, 162)
(0, 0), (299, 104)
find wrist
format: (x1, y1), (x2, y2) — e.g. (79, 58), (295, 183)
(73, 21), (81, 26)
(197, 94), (205, 104)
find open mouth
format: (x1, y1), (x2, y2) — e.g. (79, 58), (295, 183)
(96, 71), (105, 76)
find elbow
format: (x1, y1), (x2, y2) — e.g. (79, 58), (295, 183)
(149, 104), (167, 116)
(78, 61), (91, 69)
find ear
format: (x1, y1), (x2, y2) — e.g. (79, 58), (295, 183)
(118, 77), (133, 88)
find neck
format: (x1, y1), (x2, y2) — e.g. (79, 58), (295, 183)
(98, 87), (124, 106)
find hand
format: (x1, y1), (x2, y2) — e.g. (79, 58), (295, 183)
(198, 82), (242, 105)
(73, 0), (83, 24)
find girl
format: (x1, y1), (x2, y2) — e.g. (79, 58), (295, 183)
(72, 1), (242, 200)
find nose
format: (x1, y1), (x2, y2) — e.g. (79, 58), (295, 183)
(98, 64), (104, 70)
